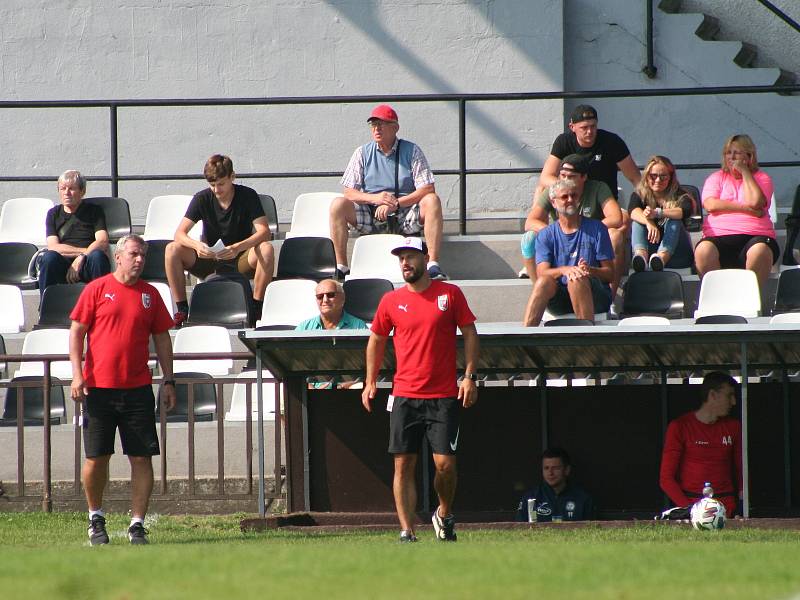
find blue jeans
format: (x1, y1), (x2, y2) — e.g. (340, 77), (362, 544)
(38, 249), (111, 295)
(630, 220), (693, 268)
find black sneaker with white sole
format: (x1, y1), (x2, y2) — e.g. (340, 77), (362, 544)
(399, 530), (418, 543)
(88, 514), (109, 546)
(432, 507), (457, 542)
(128, 522), (149, 545)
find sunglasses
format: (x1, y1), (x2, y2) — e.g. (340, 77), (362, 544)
(316, 292), (338, 301)
(648, 173), (670, 182)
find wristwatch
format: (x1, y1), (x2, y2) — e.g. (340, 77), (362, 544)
(465, 373), (478, 381)
(163, 379), (176, 387)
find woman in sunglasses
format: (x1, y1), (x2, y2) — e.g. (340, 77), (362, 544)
(628, 155), (694, 272)
(694, 134), (777, 290)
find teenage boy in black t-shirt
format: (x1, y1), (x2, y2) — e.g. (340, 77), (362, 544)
(165, 155), (274, 326)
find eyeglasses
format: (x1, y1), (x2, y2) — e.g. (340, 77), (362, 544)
(725, 150), (749, 157)
(368, 120), (394, 129)
(315, 292), (338, 301)
(648, 173), (670, 182)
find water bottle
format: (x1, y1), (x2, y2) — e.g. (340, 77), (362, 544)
(702, 482), (714, 498)
(527, 498), (537, 523)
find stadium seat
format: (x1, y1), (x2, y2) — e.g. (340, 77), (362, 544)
(143, 195), (202, 241)
(0, 334), (7, 378)
(347, 234), (405, 283)
(284, 192), (338, 239)
(149, 281), (176, 316)
(36, 283), (86, 329)
(773, 268), (800, 314)
(172, 325), (233, 376)
(225, 370), (282, 422)
(0, 197), (54, 245)
(140, 239), (170, 282)
(156, 372), (217, 422)
(343, 278), (394, 322)
(769, 312), (800, 324)
(276, 236), (336, 281)
(14, 328), (72, 379)
(0, 376), (66, 426)
(256, 279), (318, 328)
(186, 277), (251, 329)
(680, 184), (703, 233)
(621, 271), (685, 319)
(617, 316), (671, 326)
(258, 194), (279, 238)
(694, 314), (749, 325)
(83, 197), (132, 242)
(0, 285), (26, 333)
(543, 318), (594, 327)
(0, 242), (39, 289)
(694, 269), (760, 319)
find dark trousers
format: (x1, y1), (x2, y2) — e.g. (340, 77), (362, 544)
(38, 249), (111, 296)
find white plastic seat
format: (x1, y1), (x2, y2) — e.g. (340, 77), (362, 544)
(284, 192), (339, 239)
(225, 370), (283, 421)
(0, 284), (25, 333)
(769, 313), (800, 324)
(149, 281), (176, 316)
(256, 279), (318, 328)
(346, 234), (405, 283)
(14, 329), (73, 379)
(172, 325), (233, 376)
(617, 316), (671, 326)
(694, 269), (761, 319)
(143, 195), (202, 241)
(0, 197), (54, 245)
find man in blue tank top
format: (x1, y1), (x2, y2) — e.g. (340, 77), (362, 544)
(523, 179), (615, 326)
(331, 104), (447, 280)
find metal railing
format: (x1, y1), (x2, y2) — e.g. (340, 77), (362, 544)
(1, 83), (799, 235)
(0, 353), (283, 513)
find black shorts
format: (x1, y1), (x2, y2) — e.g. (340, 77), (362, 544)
(547, 277), (612, 315)
(83, 386), (160, 458)
(697, 234), (779, 269)
(388, 397), (460, 455)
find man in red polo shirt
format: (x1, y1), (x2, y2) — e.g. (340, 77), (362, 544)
(363, 237), (479, 543)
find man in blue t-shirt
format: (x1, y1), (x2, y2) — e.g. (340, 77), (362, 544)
(523, 179), (614, 326)
(330, 104), (448, 281)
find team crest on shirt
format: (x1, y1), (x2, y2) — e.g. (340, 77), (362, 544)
(437, 294), (449, 312)
(141, 293), (151, 308)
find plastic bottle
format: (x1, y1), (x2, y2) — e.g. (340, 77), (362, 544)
(702, 482), (714, 498)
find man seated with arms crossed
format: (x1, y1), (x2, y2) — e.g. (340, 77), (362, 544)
(659, 371), (742, 518)
(40, 169), (111, 298)
(296, 279), (367, 389)
(523, 179), (615, 326)
(516, 447), (594, 522)
(330, 104), (447, 280)
(521, 154), (622, 280)
(165, 154), (274, 326)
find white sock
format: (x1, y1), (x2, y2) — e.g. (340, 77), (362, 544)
(427, 260), (439, 268)
(336, 264), (350, 274)
(89, 509), (104, 519)
(130, 516), (144, 527)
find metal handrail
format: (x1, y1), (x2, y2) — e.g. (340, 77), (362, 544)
(1, 83), (799, 234)
(756, 0), (800, 33)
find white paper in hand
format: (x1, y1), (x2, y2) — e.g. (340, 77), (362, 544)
(209, 239), (226, 256)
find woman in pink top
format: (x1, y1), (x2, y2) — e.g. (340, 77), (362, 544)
(695, 134), (778, 289)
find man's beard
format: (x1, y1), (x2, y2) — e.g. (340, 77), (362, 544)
(557, 205), (577, 216)
(403, 265), (424, 283)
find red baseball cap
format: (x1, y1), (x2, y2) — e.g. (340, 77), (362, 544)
(368, 104), (398, 123)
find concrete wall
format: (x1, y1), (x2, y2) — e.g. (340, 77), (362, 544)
(0, 0), (564, 224)
(565, 0), (800, 207)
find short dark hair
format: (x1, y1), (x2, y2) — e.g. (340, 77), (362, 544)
(542, 447), (571, 467)
(204, 154), (234, 181)
(700, 371), (738, 407)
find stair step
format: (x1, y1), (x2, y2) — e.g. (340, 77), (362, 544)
(695, 14), (720, 41)
(733, 42), (757, 68)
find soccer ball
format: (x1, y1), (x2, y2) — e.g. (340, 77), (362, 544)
(690, 497), (726, 530)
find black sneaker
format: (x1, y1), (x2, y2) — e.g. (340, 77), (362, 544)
(631, 255), (646, 273)
(128, 522), (149, 545)
(649, 254), (664, 272)
(399, 530), (418, 543)
(432, 507), (457, 542)
(428, 265), (448, 281)
(88, 514), (109, 546)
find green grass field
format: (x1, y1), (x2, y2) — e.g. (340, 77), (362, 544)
(2, 512), (800, 600)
